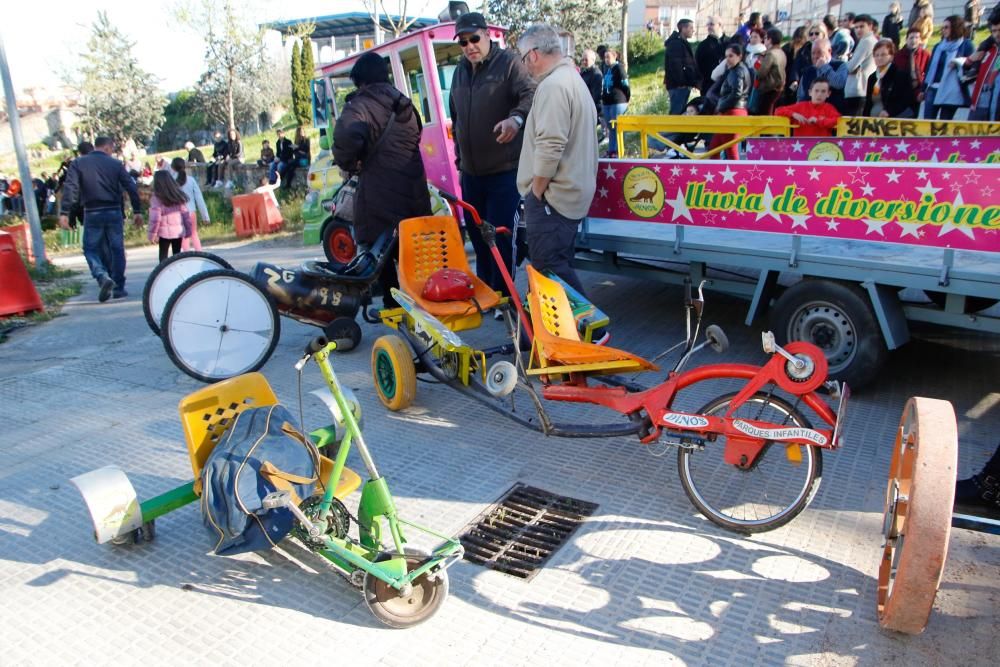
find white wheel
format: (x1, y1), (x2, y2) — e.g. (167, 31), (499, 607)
(160, 269), (280, 383)
(142, 251), (232, 335)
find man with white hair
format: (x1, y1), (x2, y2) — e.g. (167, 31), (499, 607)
(517, 23), (598, 302)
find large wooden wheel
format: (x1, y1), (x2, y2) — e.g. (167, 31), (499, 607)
(877, 397), (958, 634)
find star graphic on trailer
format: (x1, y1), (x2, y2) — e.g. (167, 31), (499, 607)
(671, 165), (683, 177)
(851, 140), (863, 151)
(791, 141), (804, 153)
(755, 184), (782, 223)
(937, 193), (976, 240)
(603, 164), (616, 179)
(895, 140), (910, 153)
(950, 182), (963, 194)
(951, 139), (960, 147)
(665, 188), (693, 222)
(916, 169), (928, 179)
(898, 220), (923, 239)
(848, 166), (867, 184)
(747, 165), (765, 181)
(788, 214), (810, 230)
(653, 164), (661, 173)
(970, 139), (982, 149)
(785, 167), (795, 176)
(886, 170), (901, 184)
(964, 172), (980, 185)
(720, 166), (737, 183)
(942, 172), (952, 180)
(864, 218), (890, 236)
(689, 166), (699, 175)
(983, 186), (995, 198)
(746, 144), (755, 153)
(598, 186), (608, 198)
(703, 211), (718, 224)
(880, 145), (891, 153)
(807, 168), (821, 181)
(704, 172), (715, 182)
(917, 180), (941, 198)
(859, 183), (875, 196)
(826, 219), (839, 231)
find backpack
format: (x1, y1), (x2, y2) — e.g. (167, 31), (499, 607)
(200, 404), (320, 556)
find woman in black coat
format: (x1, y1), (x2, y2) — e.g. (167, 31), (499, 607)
(864, 39), (917, 117)
(709, 44), (752, 159)
(333, 52), (432, 308)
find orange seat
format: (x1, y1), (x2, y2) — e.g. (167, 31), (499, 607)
(397, 215), (502, 331)
(526, 265), (657, 377)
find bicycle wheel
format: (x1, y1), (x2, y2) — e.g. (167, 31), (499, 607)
(677, 391), (823, 533)
(160, 269), (280, 383)
(142, 251), (233, 336)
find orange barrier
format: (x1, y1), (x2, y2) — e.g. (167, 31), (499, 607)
(0, 231), (43, 316)
(231, 193), (284, 238)
(3, 223), (34, 263)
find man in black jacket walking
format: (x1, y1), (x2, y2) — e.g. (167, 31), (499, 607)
(449, 11), (535, 296)
(664, 19), (700, 114)
(58, 136), (143, 302)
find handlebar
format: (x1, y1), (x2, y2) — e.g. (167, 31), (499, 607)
(295, 336), (351, 370)
(438, 189), (509, 234)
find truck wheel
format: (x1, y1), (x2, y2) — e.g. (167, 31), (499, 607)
(771, 280), (887, 389)
(322, 219), (357, 269)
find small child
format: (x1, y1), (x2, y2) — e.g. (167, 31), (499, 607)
(774, 78), (841, 137)
(254, 173), (280, 208)
(148, 170), (193, 262)
(257, 139), (275, 167)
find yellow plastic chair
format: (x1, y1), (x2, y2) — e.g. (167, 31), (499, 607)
(526, 265), (658, 377)
(178, 372), (360, 498)
(397, 215), (502, 331)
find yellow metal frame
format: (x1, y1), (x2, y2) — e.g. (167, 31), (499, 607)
(178, 372), (360, 498)
(614, 115), (792, 160)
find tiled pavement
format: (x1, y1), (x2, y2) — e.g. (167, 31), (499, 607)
(0, 238), (997, 665)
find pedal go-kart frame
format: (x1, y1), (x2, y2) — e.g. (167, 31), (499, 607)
(72, 335), (464, 628)
(373, 193), (849, 533)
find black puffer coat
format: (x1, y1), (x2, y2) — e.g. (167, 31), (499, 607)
(332, 82), (431, 244)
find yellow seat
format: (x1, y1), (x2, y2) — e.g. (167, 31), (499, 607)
(526, 265), (658, 377)
(178, 372), (361, 498)
(397, 215), (502, 331)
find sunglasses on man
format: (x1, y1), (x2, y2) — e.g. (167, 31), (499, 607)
(458, 34), (483, 47)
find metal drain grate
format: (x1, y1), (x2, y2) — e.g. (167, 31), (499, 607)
(460, 484), (598, 580)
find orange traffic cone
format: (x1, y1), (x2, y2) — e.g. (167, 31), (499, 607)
(0, 230), (44, 317)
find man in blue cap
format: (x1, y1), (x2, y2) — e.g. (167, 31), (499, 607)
(449, 12), (535, 304)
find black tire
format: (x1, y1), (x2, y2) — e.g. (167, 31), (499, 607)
(678, 391), (823, 534)
(363, 548), (449, 628)
(323, 316), (362, 352)
(160, 269), (281, 383)
(322, 219), (357, 269)
(924, 291), (998, 314)
(770, 279), (887, 389)
(142, 251), (233, 336)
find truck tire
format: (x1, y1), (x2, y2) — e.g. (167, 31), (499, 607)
(770, 280), (887, 389)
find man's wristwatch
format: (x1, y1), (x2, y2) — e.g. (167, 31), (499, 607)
(511, 115), (524, 128)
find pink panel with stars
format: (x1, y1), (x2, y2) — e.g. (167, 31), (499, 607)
(744, 136), (1000, 163)
(588, 160), (1000, 253)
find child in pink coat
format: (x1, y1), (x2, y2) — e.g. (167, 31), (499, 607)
(148, 170), (192, 262)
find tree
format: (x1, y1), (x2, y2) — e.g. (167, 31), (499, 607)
(300, 39), (316, 124)
(75, 11), (167, 146)
(176, 0), (278, 131)
(487, 0), (618, 55)
(360, 0), (433, 38)
(290, 41), (304, 124)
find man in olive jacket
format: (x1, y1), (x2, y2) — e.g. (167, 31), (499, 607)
(449, 12), (535, 296)
(754, 28), (788, 114)
(664, 19), (700, 113)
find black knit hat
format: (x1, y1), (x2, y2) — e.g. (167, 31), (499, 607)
(350, 52), (389, 87)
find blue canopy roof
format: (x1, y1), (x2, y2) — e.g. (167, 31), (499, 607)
(265, 11), (438, 40)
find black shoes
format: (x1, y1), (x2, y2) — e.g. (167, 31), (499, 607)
(113, 288), (128, 299)
(98, 276), (115, 303)
(954, 446), (1000, 520)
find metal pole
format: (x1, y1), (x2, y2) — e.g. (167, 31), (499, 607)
(0, 31), (48, 268)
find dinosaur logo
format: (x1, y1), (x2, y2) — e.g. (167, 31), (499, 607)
(623, 166), (664, 218)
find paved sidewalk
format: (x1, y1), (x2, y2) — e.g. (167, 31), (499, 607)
(0, 240), (997, 665)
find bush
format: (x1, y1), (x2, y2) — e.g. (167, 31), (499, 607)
(629, 31), (664, 65)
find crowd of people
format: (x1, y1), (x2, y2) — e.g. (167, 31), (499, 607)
(582, 2), (1000, 152)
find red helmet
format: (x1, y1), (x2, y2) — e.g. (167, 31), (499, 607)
(421, 268), (475, 302)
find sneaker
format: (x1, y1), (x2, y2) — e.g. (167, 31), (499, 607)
(213, 180), (223, 188)
(224, 180), (234, 189)
(494, 309), (504, 321)
(592, 328), (610, 346)
(112, 288), (128, 299)
(98, 276), (114, 303)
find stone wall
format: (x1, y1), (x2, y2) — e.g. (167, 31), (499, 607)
(185, 161), (308, 191)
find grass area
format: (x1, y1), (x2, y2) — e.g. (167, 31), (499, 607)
(0, 261), (83, 342)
